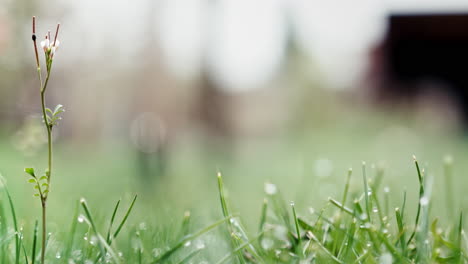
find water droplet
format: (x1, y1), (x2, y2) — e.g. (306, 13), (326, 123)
(90, 236), (97, 245)
(195, 240), (205, 249)
(372, 207), (378, 213)
(379, 253), (392, 264)
(56, 252), (61, 259)
(383, 187), (390, 193)
(261, 238), (274, 250)
(264, 183), (277, 195)
(77, 215), (85, 223)
(360, 213), (368, 220)
(184, 241), (191, 247)
(420, 196), (429, 206)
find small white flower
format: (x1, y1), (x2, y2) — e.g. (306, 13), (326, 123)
(40, 37), (60, 57)
(41, 38), (49, 52)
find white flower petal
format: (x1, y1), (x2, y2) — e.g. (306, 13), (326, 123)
(40, 39), (48, 48)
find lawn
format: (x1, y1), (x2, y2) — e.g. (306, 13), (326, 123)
(0, 111), (466, 263)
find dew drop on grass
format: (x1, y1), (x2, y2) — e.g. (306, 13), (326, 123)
(360, 213), (368, 221)
(77, 215), (85, 223)
(384, 187), (390, 193)
(273, 225), (288, 240)
(90, 236), (97, 245)
(379, 253), (392, 264)
(264, 183), (277, 195)
(184, 241), (191, 247)
(56, 252), (61, 259)
(420, 196), (429, 206)
(71, 250), (82, 260)
(261, 238), (274, 250)
(139, 222), (147, 230)
(194, 239), (205, 250)
(152, 248), (162, 258)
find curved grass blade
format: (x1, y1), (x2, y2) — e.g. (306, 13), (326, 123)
(31, 220), (38, 264)
(176, 247), (203, 264)
(80, 198), (107, 260)
(64, 201), (79, 261)
(215, 233), (263, 264)
(217, 172), (245, 263)
(106, 199), (121, 243)
(0, 175), (20, 264)
(152, 215), (234, 263)
(407, 155), (424, 246)
(112, 195), (137, 240)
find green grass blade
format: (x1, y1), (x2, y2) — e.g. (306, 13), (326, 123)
(152, 215), (234, 263)
(291, 201), (301, 243)
(176, 247), (203, 264)
(215, 233), (263, 264)
(31, 220), (38, 264)
(258, 198), (268, 233)
(362, 162), (371, 222)
(407, 155), (424, 246)
(106, 199), (121, 243)
(112, 195), (137, 240)
(80, 198), (107, 260)
(20, 232), (28, 264)
(179, 210), (191, 239)
(0, 175), (20, 264)
(341, 168), (352, 207)
(217, 172), (245, 263)
(64, 201), (79, 261)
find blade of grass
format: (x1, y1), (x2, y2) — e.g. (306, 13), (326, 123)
(407, 155), (424, 246)
(443, 156), (454, 220)
(0, 175), (20, 264)
(106, 199), (121, 243)
(395, 208), (406, 255)
(112, 195), (137, 241)
(291, 201), (301, 243)
(176, 247), (204, 264)
(306, 230), (344, 264)
(258, 198), (268, 233)
(215, 233), (263, 264)
(179, 211), (191, 239)
(217, 172), (245, 264)
(341, 168), (353, 210)
(152, 215), (234, 263)
(31, 220), (38, 264)
(80, 198), (107, 260)
(362, 162), (371, 222)
(64, 201), (79, 261)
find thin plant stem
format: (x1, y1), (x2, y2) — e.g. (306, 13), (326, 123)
(39, 67), (53, 264)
